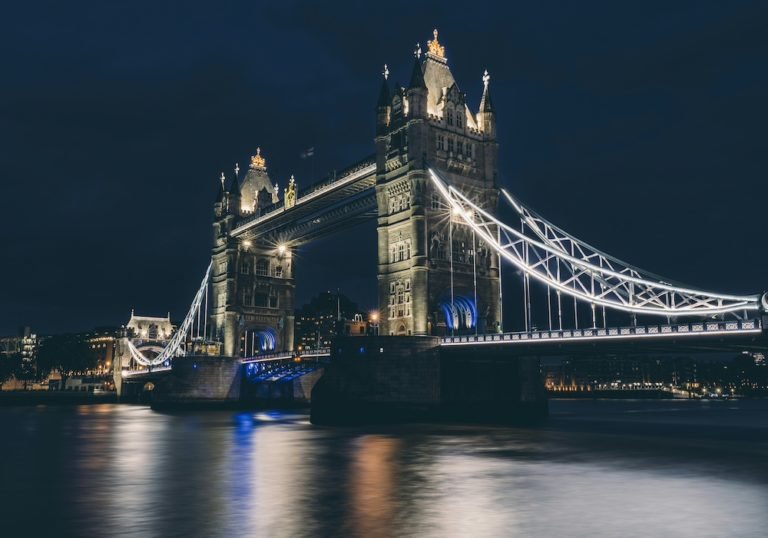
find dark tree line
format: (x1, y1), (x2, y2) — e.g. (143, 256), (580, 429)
(36, 335), (94, 376)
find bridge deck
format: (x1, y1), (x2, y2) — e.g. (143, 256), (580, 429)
(442, 319), (765, 354)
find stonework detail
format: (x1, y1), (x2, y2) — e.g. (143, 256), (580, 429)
(375, 29), (500, 337)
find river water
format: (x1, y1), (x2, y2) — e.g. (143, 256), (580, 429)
(1, 399), (767, 537)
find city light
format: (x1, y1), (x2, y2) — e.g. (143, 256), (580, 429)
(278, 244), (287, 255)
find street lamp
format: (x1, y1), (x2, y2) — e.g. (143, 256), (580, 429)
(369, 311), (379, 336)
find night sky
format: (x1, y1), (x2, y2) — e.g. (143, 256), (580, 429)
(1, 1), (766, 336)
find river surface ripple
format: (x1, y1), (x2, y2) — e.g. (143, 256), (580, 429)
(1, 399), (767, 537)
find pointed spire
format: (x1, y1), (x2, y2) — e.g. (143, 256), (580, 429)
(377, 65), (391, 108)
(227, 171), (240, 195)
(480, 69), (494, 112)
(215, 172), (225, 202)
(408, 49), (426, 90)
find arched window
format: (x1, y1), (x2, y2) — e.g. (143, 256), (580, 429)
(398, 243), (405, 261)
(456, 111), (463, 128)
(447, 108), (454, 126)
(148, 324), (158, 340)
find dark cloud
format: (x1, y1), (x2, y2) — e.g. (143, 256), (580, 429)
(1, 0), (766, 334)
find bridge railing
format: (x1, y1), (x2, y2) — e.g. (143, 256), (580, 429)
(240, 347), (331, 364)
(441, 319), (763, 345)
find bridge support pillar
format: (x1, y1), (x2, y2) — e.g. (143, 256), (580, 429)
(310, 336), (548, 425)
(150, 356), (242, 409)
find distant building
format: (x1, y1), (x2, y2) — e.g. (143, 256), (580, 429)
(84, 327), (121, 374)
(114, 312), (176, 372)
(294, 291), (368, 351)
(125, 311), (174, 341)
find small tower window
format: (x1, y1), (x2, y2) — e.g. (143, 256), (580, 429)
(457, 141), (464, 155)
(256, 259), (269, 276)
(240, 261), (250, 274)
(274, 266), (283, 278)
(456, 112), (463, 129)
(437, 135), (445, 151)
(447, 108), (454, 126)
(447, 138), (454, 153)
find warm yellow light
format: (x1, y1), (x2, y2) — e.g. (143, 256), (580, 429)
(451, 206), (463, 216)
(370, 311), (379, 322)
(277, 244), (287, 255)
(243, 240), (252, 248)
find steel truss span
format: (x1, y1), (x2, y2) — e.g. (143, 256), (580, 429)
(428, 169), (762, 319)
(126, 262), (212, 367)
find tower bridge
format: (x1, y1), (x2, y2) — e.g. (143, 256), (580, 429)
(119, 30), (767, 421)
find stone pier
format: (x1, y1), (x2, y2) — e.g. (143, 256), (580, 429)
(311, 336), (548, 425)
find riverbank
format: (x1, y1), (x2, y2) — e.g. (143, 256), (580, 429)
(0, 391), (117, 406)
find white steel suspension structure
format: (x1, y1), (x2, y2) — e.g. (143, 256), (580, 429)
(428, 169), (761, 321)
(127, 262), (213, 367)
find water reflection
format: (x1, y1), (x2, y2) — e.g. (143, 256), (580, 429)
(1, 400), (767, 537)
(348, 435), (399, 537)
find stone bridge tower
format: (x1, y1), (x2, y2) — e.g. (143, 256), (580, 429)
(211, 150), (295, 357)
(375, 30), (501, 336)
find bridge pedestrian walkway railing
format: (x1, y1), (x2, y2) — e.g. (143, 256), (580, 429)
(240, 348), (331, 364)
(441, 319), (763, 346)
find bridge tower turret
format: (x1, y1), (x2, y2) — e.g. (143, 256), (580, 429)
(375, 29), (501, 337)
(210, 153), (295, 357)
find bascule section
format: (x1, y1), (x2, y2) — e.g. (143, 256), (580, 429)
(375, 30), (501, 337)
(211, 150), (295, 357)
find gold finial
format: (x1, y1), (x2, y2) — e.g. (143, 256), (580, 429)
(427, 29), (445, 60)
(250, 147), (266, 169)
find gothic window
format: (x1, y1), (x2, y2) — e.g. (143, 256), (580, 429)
(269, 296), (278, 308)
(148, 324), (158, 340)
(437, 135), (445, 151)
(218, 261), (227, 275)
(431, 193), (440, 209)
(405, 279), (411, 291)
(447, 138), (454, 153)
(447, 108), (454, 126)
(242, 289), (253, 306)
(466, 143), (473, 159)
(274, 266), (283, 278)
(390, 282), (396, 294)
(405, 239), (411, 259)
(457, 141), (464, 155)
(390, 247), (396, 263)
(240, 260), (250, 274)
(256, 259), (269, 276)
(456, 112), (463, 129)
(397, 243), (405, 262)
(453, 240), (467, 263)
(254, 293), (268, 307)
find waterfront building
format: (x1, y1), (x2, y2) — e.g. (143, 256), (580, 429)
(294, 291), (365, 351)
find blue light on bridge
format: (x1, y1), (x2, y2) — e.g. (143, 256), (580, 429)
(440, 295), (478, 331)
(256, 328), (277, 352)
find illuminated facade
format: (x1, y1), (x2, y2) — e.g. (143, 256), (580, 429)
(211, 153), (295, 356)
(375, 31), (501, 336)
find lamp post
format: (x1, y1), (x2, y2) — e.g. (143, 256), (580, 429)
(369, 311), (379, 336)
